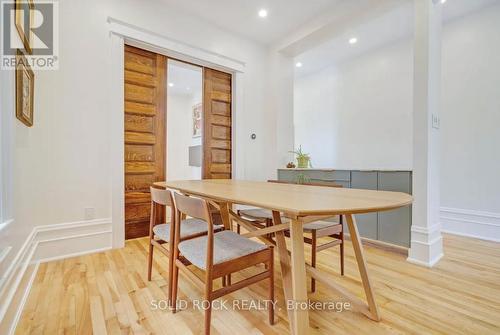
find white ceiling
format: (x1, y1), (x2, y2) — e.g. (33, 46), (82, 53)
(294, 0), (500, 77)
(159, 0), (342, 45)
(167, 60), (202, 96)
(160, 0), (500, 77)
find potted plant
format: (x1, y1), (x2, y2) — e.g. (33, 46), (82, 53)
(295, 173), (311, 184)
(289, 145), (312, 168)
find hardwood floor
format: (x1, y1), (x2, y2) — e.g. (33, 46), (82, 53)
(16, 234), (500, 334)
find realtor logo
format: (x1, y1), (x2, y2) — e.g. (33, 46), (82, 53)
(1, 0), (59, 70)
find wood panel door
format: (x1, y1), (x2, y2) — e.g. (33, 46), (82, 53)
(124, 45), (166, 239)
(203, 68), (232, 179)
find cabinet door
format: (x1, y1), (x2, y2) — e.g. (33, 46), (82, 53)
(277, 169), (298, 182)
(377, 172), (412, 247)
(350, 171), (378, 239)
(308, 170), (351, 187)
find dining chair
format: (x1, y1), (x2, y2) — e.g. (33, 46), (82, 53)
(171, 192), (274, 335)
(237, 180), (344, 293)
(147, 187), (223, 305)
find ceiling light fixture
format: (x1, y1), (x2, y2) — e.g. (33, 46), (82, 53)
(349, 37), (358, 45)
(168, 83), (174, 87)
(441, 0), (447, 3)
(258, 9), (268, 18)
(295, 62), (303, 68)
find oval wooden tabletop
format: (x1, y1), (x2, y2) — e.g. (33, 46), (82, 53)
(154, 179), (413, 217)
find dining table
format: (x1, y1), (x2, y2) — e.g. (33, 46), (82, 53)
(154, 179), (413, 335)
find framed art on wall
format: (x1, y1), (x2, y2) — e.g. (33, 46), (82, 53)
(15, 0), (35, 54)
(192, 103), (202, 138)
(16, 50), (35, 127)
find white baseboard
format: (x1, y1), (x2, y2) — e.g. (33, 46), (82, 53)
(33, 218), (113, 262)
(440, 207), (500, 242)
(0, 262), (39, 335)
(0, 218), (113, 335)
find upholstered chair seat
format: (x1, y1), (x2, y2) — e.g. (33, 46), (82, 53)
(178, 230), (267, 270)
(153, 218), (222, 241)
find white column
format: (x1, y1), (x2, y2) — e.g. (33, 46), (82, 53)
(408, 0), (443, 267)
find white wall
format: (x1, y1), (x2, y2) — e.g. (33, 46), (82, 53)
(11, 0), (274, 227)
(440, 5), (500, 213)
(294, 38), (414, 170)
(0, 0), (281, 323)
(439, 4), (500, 240)
(167, 94), (201, 180)
(294, 4), (500, 239)
(1, 0), (289, 326)
(0, 62), (17, 278)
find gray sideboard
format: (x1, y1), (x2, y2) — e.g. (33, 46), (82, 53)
(277, 169), (412, 247)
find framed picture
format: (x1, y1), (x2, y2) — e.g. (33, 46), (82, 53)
(192, 103), (202, 138)
(16, 50), (35, 127)
(15, 0), (35, 54)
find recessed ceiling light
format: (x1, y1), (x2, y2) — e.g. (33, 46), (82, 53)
(349, 37), (358, 45)
(168, 83), (174, 87)
(295, 62), (303, 68)
(186, 87), (191, 90)
(441, 0), (447, 3)
(258, 9), (268, 18)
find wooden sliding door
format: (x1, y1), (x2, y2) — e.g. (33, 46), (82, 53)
(122, 51), (232, 239)
(124, 45), (166, 239)
(203, 68), (232, 179)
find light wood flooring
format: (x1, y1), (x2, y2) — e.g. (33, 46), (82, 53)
(16, 234), (500, 334)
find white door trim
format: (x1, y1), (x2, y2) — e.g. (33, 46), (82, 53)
(107, 17), (245, 248)
(107, 17), (246, 73)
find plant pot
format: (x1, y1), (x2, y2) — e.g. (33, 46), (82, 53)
(297, 156), (310, 168)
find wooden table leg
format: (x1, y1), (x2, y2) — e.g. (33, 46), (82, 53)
(271, 211), (295, 332)
(219, 202), (231, 230)
(288, 219), (310, 334)
(345, 214), (381, 321)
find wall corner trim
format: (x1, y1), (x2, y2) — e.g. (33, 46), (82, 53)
(0, 218), (113, 334)
(0, 219), (14, 232)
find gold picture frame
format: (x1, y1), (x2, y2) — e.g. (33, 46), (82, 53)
(16, 50), (35, 127)
(15, 0), (35, 54)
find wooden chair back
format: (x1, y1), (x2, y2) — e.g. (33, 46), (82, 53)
(150, 186), (174, 206)
(173, 192), (216, 271)
(267, 179), (343, 188)
(149, 187), (173, 238)
(173, 192), (212, 224)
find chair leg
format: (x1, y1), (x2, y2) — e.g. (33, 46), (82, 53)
(268, 248), (275, 325)
(263, 219), (273, 270)
(204, 278), (213, 335)
(171, 223), (181, 313)
(171, 260), (179, 313)
(221, 275), (231, 287)
(340, 229), (345, 276)
(266, 218), (273, 239)
(147, 240), (154, 281)
(311, 230), (317, 293)
(147, 201), (156, 282)
(237, 224), (241, 234)
(167, 246), (174, 305)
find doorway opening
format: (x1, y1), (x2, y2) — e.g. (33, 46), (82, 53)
(166, 60), (203, 181)
(123, 45), (233, 239)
